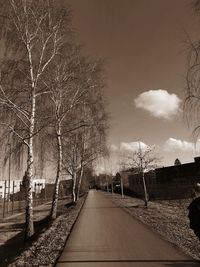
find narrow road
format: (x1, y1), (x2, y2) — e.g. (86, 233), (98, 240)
(56, 190), (199, 267)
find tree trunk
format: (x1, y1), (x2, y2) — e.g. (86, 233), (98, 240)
(111, 179), (114, 194)
(142, 171), (148, 207)
(77, 165), (83, 201)
(120, 175), (124, 198)
(25, 144), (34, 239)
(24, 44), (36, 240)
(139, 142), (148, 207)
(72, 171), (77, 203)
(25, 94), (35, 239)
(51, 126), (62, 220)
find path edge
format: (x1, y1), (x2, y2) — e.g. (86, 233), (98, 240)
(53, 193), (88, 267)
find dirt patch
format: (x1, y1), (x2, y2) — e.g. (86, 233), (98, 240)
(105, 192), (200, 260)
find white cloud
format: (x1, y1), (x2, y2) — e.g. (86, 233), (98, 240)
(163, 138), (200, 152)
(134, 89), (181, 119)
(120, 141), (148, 152)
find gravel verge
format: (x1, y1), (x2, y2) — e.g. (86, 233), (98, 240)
(7, 195), (87, 267)
(105, 192), (200, 260)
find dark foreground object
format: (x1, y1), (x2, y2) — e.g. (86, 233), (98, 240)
(188, 197), (200, 239)
(56, 190), (199, 267)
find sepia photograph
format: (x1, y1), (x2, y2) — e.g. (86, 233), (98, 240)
(0, 0), (200, 266)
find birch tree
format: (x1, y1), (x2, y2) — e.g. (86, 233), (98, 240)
(0, 0), (70, 239)
(76, 105), (108, 200)
(63, 61), (108, 202)
(76, 126), (107, 200)
(45, 50), (89, 219)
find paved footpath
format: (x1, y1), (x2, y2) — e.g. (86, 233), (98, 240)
(56, 190), (199, 267)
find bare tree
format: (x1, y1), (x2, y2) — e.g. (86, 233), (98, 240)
(76, 94), (108, 199)
(62, 60), (108, 202)
(119, 142), (160, 207)
(45, 50), (90, 219)
(184, 1), (200, 139)
(76, 121), (107, 200)
(0, 0), (70, 239)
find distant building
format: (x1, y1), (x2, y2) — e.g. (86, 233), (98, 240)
(0, 178), (45, 199)
(122, 157), (200, 200)
(40, 179), (72, 199)
(32, 179), (45, 194)
(0, 180), (21, 199)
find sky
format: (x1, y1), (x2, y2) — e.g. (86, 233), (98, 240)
(66, 0), (200, 170)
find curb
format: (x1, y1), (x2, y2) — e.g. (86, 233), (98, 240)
(53, 193), (88, 267)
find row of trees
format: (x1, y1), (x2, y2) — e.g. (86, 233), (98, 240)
(0, 0), (108, 240)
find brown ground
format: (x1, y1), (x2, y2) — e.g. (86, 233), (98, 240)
(0, 197), (71, 266)
(7, 196), (86, 267)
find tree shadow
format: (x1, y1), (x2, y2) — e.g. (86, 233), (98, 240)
(0, 199), (72, 266)
(0, 215), (51, 267)
(56, 201), (75, 216)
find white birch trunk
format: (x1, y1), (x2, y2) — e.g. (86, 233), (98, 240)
(142, 171), (148, 207)
(77, 165), (84, 201)
(51, 125), (62, 220)
(72, 171), (77, 203)
(25, 93), (35, 239)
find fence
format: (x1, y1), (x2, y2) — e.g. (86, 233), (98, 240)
(0, 179), (72, 219)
